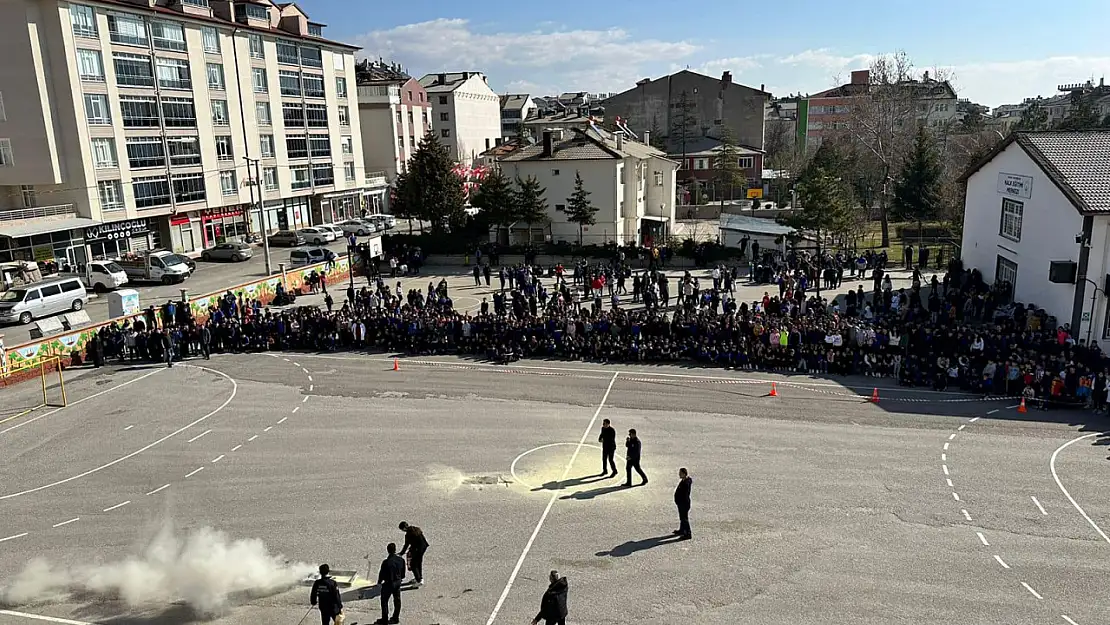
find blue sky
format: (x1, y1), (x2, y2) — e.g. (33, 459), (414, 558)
(302, 0), (1110, 108)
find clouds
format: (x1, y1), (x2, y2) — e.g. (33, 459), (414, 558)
(350, 19), (1110, 108)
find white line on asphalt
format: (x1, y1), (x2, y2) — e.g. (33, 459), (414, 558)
(987, 410), (999, 415)
(0, 533), (28, 543)
(994, 555), (1010, 569)
(0, 610), (92, 625)
(944, 443), (950, 450)
(231, 444), (242, 452)
(1007, 404), (1019, 409)
(1050, 433), (1110, 545)
(277, 417), (287, 424)
(146, 484), (170, 496)
(1021, 582), (1043, 599)
(52, 518), (79, 528)
(124, 425), (134, 431)
(1031, 496), (1048, 516)
(302, 396), (308, 403)
(309, 385), (314, 392)
(949, 433), (957, 440)
(977, 531), (990, 546)
(307, 375), (313, 382)
(187, 429), (212, 443)
(941, 453), (947, 461)
(484, 372), (620, 625)
(958, 425), (966, 431)
(952, 492), (960, 501)
(185, 467), (204, 478)
(0, 366), (237, 501)
(102, 501), (130, 512)
(962, 509), (972, 521)
(973, 415), (984, 420)
(283, 358), (290, 362)
(1062, 615), (1079, 625)
(263, 426), (272, 432)
(292, 406), (300, 414)
(292, 362), (300, 367)
(248, 435), (258, 442)
(943, 464), (949, 475)
(212, 455), (224, 463)
(946, 478), (954, 487)
(1, 368), (163, 436)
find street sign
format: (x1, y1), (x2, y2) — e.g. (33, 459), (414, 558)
(747, 188), (763, 199)
(1082, 311), (1091, 322)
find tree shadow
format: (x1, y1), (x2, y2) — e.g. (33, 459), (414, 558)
(559, 483), (632, 500)
(531, 473), (614, 492)
(595, 534), (683, 557)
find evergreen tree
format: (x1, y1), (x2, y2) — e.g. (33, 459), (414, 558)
(470, 170), (518, 235)
(564, 171), (598, 245)
(514, 175), (550, 237)
(781, 167), (856, 243)
(670, 90), (698, 164)
(649, 116), (667, 150)
(891, 125), (945, 240)
(392, 132), (467, 233)
(1015, 102), (1048, 131)
(1054, 91), (1104, 130)
(713, 126), (746, 205)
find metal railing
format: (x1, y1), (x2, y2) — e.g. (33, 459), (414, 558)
(366, 171), (387, 185)
(0, 204), (78, 222)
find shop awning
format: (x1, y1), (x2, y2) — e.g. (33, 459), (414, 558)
(0, 217), (100, 239)
(640, 215), (670, 222)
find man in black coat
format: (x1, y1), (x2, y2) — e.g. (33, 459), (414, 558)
(198, 322), (212, 360)
(397, 521), (429, 587)
(624, 428), (647, 487)
(309, 564), (343, 625)
(531, 570), (568, 625)
(673, 467), (693, 540)
(376, 543), (405, 624)
(598, 418), (617, 476)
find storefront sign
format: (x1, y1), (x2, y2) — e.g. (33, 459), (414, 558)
(170, 214), (192, 226)
(85, 219), (150, 242)
(997, 173), (1033, 199)
(32, 245), (54, 262)
(202, 207), (243, 220)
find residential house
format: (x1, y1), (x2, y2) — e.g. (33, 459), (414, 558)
(356, 59), (431, 191)
(500, 94), (536, 140)
(666, 136), (763, 205)
(419, 72), (501, 165)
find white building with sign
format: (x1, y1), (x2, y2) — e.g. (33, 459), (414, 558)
(959, 130), (1110, 339)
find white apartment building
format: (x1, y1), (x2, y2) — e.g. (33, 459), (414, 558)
(0, 0), (370, 264)
(499, 94), (536, 140)
(356, 66), (431, 187)
(419, 72), (501, 166)
(498, 127), (678, 246)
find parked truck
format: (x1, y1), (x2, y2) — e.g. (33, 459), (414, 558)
(62, 260), (130, 292)
(115, 250), (191, 284)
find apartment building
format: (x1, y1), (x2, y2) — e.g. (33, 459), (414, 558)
(499, 94), (536, 140)
(355, 59), (431, 185)
(0, 0), (368, 263)
(419, 72), (501, 166)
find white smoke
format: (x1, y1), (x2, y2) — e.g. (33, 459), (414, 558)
(0, 523), (314, 615)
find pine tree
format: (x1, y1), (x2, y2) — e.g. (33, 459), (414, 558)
(514, 175), (550, 238)
(891, 125), (945, 241)
(470, 170), (518, 236)
(670, 90), (698, 161)
(564, 171), (597, 245)
(392, 132), (467, 233)
(649, 116), (667, 150)
(713, 126), (746, 205)
(782, 167), (856, 243)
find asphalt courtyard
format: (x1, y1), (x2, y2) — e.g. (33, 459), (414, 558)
(1, 355), (1110, 625)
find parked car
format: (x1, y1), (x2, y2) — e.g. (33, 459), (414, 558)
(317, 224), (345, 240)
(297, 227), (337, 246)
(337, 219), (375, 236)
(369, 214), (396, 230)
(201, 241), (254, 262)
(0, 277), (88, 325)
(289, 247), (337, 268)
(268, 230), (305, 247)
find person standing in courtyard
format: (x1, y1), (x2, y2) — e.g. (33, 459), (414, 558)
(398, 521), (429, 587)
(598, 418), (617, 476)
(376, 543), (405, 625)
(624, 428), (647, 487)
(674, 467), (693, 540)
(531, 570), (568, 625)
(309, 564), (344, 625)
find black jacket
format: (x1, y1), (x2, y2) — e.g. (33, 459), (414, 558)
(625, 436), (641, 462)
(598, 426), (616, 449)
(400, 526), (429, 555)
(674, 476), (692, 509)
(378, 554), (406, 586)
(535, 576), (568, 622)
(310, 575), (342, 614)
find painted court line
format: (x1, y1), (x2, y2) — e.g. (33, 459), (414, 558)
(946, 478), (954, 487)
(146, 484), (170, 496)
(231, 444), (242, 452)
(484, 371), (620, 625)
(994, 555), (1011, 569)
(1031, 496), (1048, 516)
(941, 453), (947, 461)
(1021, 582), (1043, 600)
(292, 406), (300, 414)
(277, 417), (287, 424)
(962, 509), (972, 521)
(307, 375), (313, 382)
(212, 455), (224, 463)
(263, 426), (272, 432)
(972, 415), (984, 420)
(1051, 433), (1110, 545)
(958, 425), (966, 431)
(187, 429), (212, 443)
(302, 396), (308, 403)
(944, 443), (950, 450)
(102, 501), (130, 512)
(943, 464), (949, 475)
(52, 518), (79, 528)
(949, 433), (957, 440)
(1062, 615), (1079, 625)
(124, 425), (134, 431)
(185, 467), (204, 478)
(952, 492), (960, 501)
(248, 435), (258, 442)
(1, 368), (163, 436)
(0, 610), (91, 625)
(977, 531), (990, 546)
(0, 533), (28, 543)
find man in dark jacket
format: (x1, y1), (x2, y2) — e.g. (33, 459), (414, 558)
(309, 564), (343, 625)
(376, 543), (405, 624)
(198, 322), (212, 360)
(397, 521), (429, 586)
(598, 418), (617, 476)
(624, 428), (647, 487)
(674, 467), (693, 540)
(531, 570), (568, 625)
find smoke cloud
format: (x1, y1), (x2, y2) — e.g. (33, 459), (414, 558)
(0, 523), (313, 615)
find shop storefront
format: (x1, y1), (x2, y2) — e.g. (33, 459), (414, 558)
(85, 218), (156, 260)
(168, 212), (200, 254)
(315, 191), (361, 224)
(362, 184), (389, 216)
(252, 197), (311, 234)
(199, 206), (248, 247)
(0, 228), (89, 267)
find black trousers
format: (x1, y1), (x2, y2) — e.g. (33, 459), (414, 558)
(409, 550), (425, 582)
(602, 446), (616, 474)
(380, 583), (400, 621)
(677, 504), (691, 537)
(543, 619), (566, 625)
(626, 458), (647, 484)
(319, 608), (338, 625)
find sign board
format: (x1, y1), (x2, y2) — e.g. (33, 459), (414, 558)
(747, 188), (764, 199)
(1083, 311), (1092, 322)
(997, 173), (1033, 199)
(32, 245), (54, 262)
(85, 219), (150, 242)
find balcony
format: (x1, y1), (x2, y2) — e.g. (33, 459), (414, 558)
(357, 85), (400, 105)
(366, 171), (387, 187)
(0, 204), (77, 222)
(0, 203), (100, 239)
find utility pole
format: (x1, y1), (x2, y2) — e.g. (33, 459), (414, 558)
(245, 157), (272, 276)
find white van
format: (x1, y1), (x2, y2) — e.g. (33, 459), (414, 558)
(0, 277), (88, 325)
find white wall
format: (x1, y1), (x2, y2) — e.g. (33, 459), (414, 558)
(451, 76), (501, 165)
(503, 159), (620, 244)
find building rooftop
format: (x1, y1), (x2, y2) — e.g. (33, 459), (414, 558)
(500, 94), (532, 111)
(499, 126), (669, 163)
(663, 136), (763, 157)
(718, 213), (796, 236)
(419, 72), (485, 93)
(355, 59), (411, 84)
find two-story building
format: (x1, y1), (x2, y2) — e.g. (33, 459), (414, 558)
(666, 136), (763, 205)
(419, 72), (501, 166)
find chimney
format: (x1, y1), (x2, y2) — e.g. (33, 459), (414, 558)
(615, 132), (624, 152)
(542, 131), (553, 157)
(923, 70), (930, 81)
(850, 69), (869, 85)
(721, 71), (732, 85)
(438, 73), (446, 84)
(760, 83), (765, 92)
(643, 130), (650, 147)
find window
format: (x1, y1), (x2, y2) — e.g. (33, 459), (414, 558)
(311, 163), (333, 185)
(397, 137), (404, 151)
(202, 26), (220, 53)
(279, 70), (301, 96)
(336, 77), (347, 98)
(84, 94), (111, 125)
(276, 40), (298, 65)
(97, 180), (123, 210)
(338, 106), (350, 126)
(282, 102), (304, 127)
(738, 156), (754, 169)
(77, 49), (104, 82)
(555, 204), (565, 212)
(341, 136), (352, 155)
(172, 172), (205, 203)
(91, 138), (117, 168)
(1000, 198), (1023, 241)
(305, 104), (328, 127)
(438, 96), (447, 105)
(207, 63), (225, 90)
(334, 53), (345, 71)
(167, 136), (201, 166)
(126, 136), (165, 169)
(996, 255), (1018, 290)
(440, 112), (449, 122)
(299, 46), (322, 68)
(113, 53), (154, 87)
(260, 134), (275, 158)
(252, 67), (268, 93)
(107, 13), (147, 47)
(254, 101), (271, 126)
(19, 185), (35, 209)
(263, 166), (278, 191)
(302, 74), (324, 98)
(235, 2), (269, 20)
(551, 169), (561, 176)
(214, 135), (234, 161)
(211, 99), (229, 125)
(290, 165), (310, 189)
(248, 34), (264, 59)
(308, 24), (322, 37)
(132, 176), (170, 209)
(161, 97), (196, 127)
(344, 161), (356, 182)
(286, 135), (307, 159)
(409, 135), (415, 148)
(309, 134), (330, 158)
(220, 170), (237, 195)
(182, 0), (210, 7)
(694, 158), (708, 170)
(119, 96), (157, 127)
(0, 139), (14, 167)
(70, 4), (97, 38)
(150, 21), (186, 52)
(156, 57), (191, 90)
(441, 129), (450, 138)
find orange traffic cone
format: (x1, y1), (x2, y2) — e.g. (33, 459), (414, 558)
(393, 358), (399, 371)
(1018, 397), (1027, 413)
(769, 382), (778, 397)
(871, 388), (880, 403)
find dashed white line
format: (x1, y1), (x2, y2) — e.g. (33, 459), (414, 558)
(231, 444), (242, 452)
(309, 385), (314, 392)
(146, 484), (171, 496)
(292, 406), (300, 414)
(212, 455), (224, 463)
(302, 396), (309, 403)
(972, 415), (984, 420)
(977, 531), (990, 546)
(1021, 582), (1043, 599)
(263, 426), (272, 432)
(962, 509), (972, 521)
(248, 435), (259, 442)
(944, 442), (950, 450)
(994, 555), (1010, 569)
(948, 433), (957, 440)
(187, 429), (212, 443)
(987, 410), (999, 415)
(946, 478), (954, 487)
(952, 492), (960, 501)
(292, 362), (301, 367)
(1062, 615), (1079, 625)
(1031, 496), (1048, 516)
(941, 453), (947, 461)
(124, 425), (134, 431)
(942, 464), (950, 475)
(52, 518), (80, 528)
(277, 417), (287, 424)
(282, 358), (290, 362)
(1006, 404), (1019, 409)
(307, 375), (313, 382)
(0, 533), (28, 543)
(958, 425), (966, 431)
(185, 467), (205, 478)
(102, 501), (130, 512)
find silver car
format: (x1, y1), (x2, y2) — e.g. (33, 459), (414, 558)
(201, 241), (254, 262)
